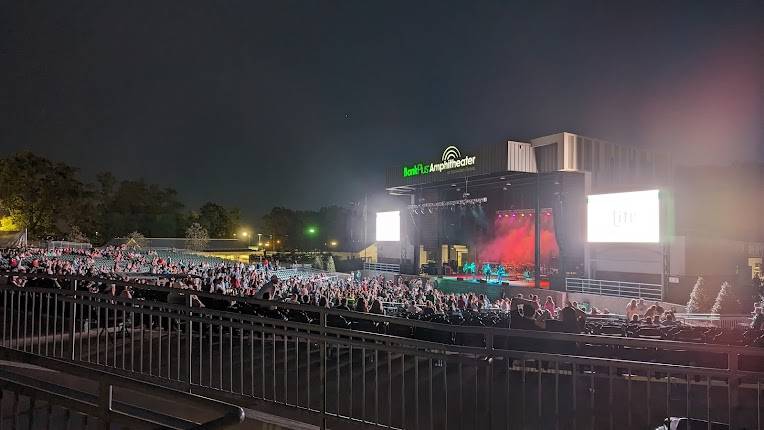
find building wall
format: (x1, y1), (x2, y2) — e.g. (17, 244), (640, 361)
(530, 132), (672, 193)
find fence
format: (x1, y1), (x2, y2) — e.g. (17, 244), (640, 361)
(566, 277), (664, 300)
(0, 347), (243, 429)
(363, 262), (400, 273)
(674, 313), (753, 329)
(46, 241), (92, 250)
(0, 272), (762, 429)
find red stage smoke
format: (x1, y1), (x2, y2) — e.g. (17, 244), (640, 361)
(479, 213), (559, 267)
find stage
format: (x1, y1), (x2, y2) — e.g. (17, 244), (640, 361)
(432, 274), (550, 301)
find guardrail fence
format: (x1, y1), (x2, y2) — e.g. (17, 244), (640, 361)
(0, 347), (243, 429)
(0, 272), (762, 429)
(674, 313), (753, 329)
(566, 277), (663, 300)
(363, 262), (401, 273)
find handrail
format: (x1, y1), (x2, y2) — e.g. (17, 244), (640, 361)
(566, 277), (663, 300)
(1, 271), (761, 359)
(1, 271), (762, 430)
(363, 262), (400, 273)
(0, 347), (245, 429)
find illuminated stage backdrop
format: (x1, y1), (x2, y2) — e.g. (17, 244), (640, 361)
(479, 210), (559, 269)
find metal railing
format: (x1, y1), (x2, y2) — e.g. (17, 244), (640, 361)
(363, 262), (401, 273)
(566, 277), (664, 300)
(0, 347), (244, 429)
(674, 313), (753, 329)
(46, 240), (92, 250)
(0, 272), (762, 429)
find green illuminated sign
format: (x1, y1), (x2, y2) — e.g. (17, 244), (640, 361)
(402, 146), (476, 177)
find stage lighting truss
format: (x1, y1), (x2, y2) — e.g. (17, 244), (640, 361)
(408, 197), (487, 214)
(495, 208), (553, 219)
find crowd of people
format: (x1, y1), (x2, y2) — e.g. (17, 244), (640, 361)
(1, 247), (760, 336)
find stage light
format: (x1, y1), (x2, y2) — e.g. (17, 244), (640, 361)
(521, 213), (525, 217)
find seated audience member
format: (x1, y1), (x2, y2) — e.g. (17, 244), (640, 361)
(653, 301), (665, 316)
(543, 296), (556, 316)
(355, 297), (369, 313)
(533, 309), (551, 329)
(661, 311), (678, 326)
(370, 299), (385, 315)
(636, 298), (647, 315)
(510, 304), (537, 330)
(334, 298), (351, 311)
(558, 303), (580, 333)
(644, 305), (657, 319)
(751, 304), (764, 330)
(407, 300), (422, 314)
(626, 299), (638, 321)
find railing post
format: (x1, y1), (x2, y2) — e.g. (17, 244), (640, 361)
(68, 279), (77, 360)
(319, 309), (327, 430)
(728, 350), (739, 429)
(97, 380), (113, 430)
(186, 295), (193, 386)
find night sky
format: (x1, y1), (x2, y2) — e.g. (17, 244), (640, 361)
(1, 1), (761, 221)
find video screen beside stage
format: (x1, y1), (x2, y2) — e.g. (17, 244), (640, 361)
(587, 189), (660, 243)
(375, 211), (401, 242)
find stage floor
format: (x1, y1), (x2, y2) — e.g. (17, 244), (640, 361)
(439, 274), (549, 288)
(432, 275), (550, 300)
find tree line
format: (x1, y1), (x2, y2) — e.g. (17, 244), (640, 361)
(0, 152), (240, 243)
(0, 152), (365, 251)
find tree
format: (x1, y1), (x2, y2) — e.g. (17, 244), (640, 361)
(686, 276), (713, 313)
(711, 281), (741, 314)
(0, 152), (89, 237)
(198, 202), (240, 238)
(66, 226), (89, 243)
(185, 223), (209, 251)
(125, 231), (148, 249)
(98, 180), (185, 239)
(312, 254), (324, 270)
(325, 255), (336, 272)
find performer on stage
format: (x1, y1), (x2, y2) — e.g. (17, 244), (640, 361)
(496, 264), (506, 283)
(482, 263), (492, 282)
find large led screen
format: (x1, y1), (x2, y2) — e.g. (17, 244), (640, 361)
(376, 211), (401, 242)
(587, 190), (660, 243)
